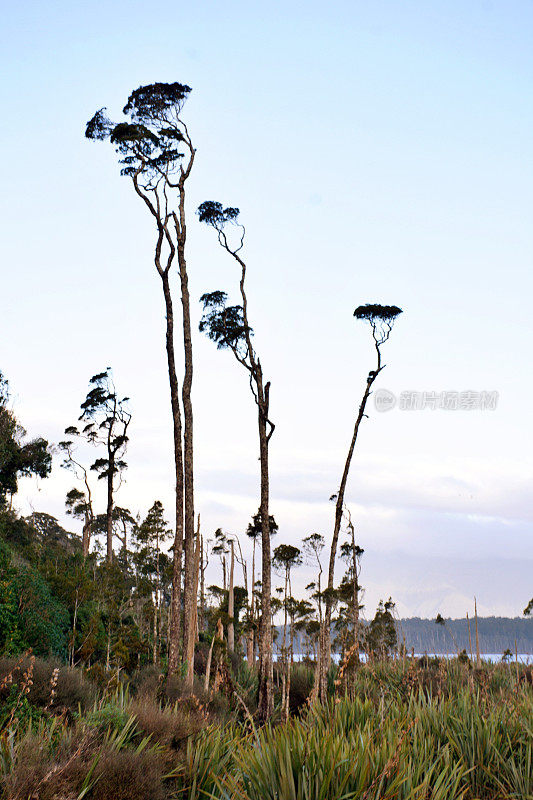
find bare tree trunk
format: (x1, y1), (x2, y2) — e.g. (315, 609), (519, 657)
(349, 518), (360, 661)
(82, 518), (91, 560)
(281, 565), (288, 718)
(204, 633), (216, 693)
(467, 612), (473, 662)
(185, 514), (201, 689)
(228, 539), (235, 652)
(106, 446), (114, 563)
(257, 386), (273, 721)
(199, 534), (205, 633)
(162, 272), (185, 675)
(474, 598), (481, 668)
(247, 538), (256, 666)
(320, 369), (380, 701)
(172, 172), (196, 669)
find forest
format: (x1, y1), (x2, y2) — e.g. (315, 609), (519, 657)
(1, 78), (532, 799)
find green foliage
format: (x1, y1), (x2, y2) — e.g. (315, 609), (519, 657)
(0, 372), (51, 504)
(0, 660), (530, 799)
(86, 82), (192, 179)
(365, 598), (397, 659)
(0, 539), (69, 658)
(199, 292), (249, 352)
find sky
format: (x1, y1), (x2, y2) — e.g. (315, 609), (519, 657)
(1, 0), (532, 619)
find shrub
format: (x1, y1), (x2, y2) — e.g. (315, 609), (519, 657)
(0, 657), (96, 714)
(289, 663), (314, 713)
(3, 730), (164, 800)
(129, 698), (205, 750)
(90, 748), (164, 800)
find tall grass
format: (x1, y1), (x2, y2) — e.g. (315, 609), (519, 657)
(0, 658), (531, 799)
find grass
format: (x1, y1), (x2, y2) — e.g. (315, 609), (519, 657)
(0, 657), (531, 799)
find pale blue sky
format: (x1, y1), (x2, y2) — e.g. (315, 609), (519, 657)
(2, 0), (532, 618)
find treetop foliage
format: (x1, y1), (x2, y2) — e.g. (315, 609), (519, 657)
(199, 292), (250, 352)
(353, 304), (403, 322)
(273, 544), (302, 570)
(246, 509), (278, 540)
(197, 201), (240, 227)
(85, 82), (192, 179)
(123, 82), (192, 120)
(353, 304), (403, 347)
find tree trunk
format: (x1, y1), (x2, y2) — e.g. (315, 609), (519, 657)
(106, 449), (114, 563)
(320, 371), (378, 700)
(199, 534), (205, 633)
(247, 538), (256, 666)
(174, 181), (196, 673)
(350, 522), (360, 661)
(82, 518), (91, 560)
(185, 515), (201, 689)
(475, 598), (481, 668)
(257, 388), (273, 721)
(162, 272), (185, 675)
(228, 539), (235, 652)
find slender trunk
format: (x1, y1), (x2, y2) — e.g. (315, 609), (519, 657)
(185, 514), (201, 689)
(474, 598), (481, 668)
(175, 183), (196, 670)
(320, 368), (380, 700)
(106, 450), (115, 564)
(82, 518), (91, 560)
(204, 634), (216, 693)
(228, 540), (235, 652)
(154, 528), (160, 664)
(247, 538), (256, 666)
(350, 523), (360, 661)
(162, 272), (185, 675)
(199, 534), (205, 633)
(257, 388), (273, 721)
(467, 612), (473, 662)
(285, 575), (294, 721)
(281, 566), (288, 717)
(153, 604), (158, 664)
(70, 589), (79, 667)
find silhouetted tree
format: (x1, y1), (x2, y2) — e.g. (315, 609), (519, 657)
(320, 304), (402, 699)
(64, 369), (130, 563)
(198, 201), (275, 720)
(86, 82), (197, 676)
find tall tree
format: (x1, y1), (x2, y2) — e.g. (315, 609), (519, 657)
(65, 369), (130, 563)
(85, 82), (196, 674)
(198, 201), (275, 720)
(0, 372), (51, 506)
(319, 304), (402, 699)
